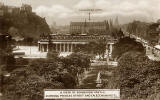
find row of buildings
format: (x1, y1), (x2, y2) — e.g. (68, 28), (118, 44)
(51, 17), (120, 35)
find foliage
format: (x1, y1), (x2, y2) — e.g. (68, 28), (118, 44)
(116, 51), (160, 99)
(47, 50), (59, 61)
(63, 52), (91, 71)
(111, 28), (124, 39)
(15, 57), (29, 65)
(112, 37), (145, 59)
(3, 59), (65, 100)
(5, 54), (16, 72)
(112, 36), (160, 99)
(0, 36), (15, 72)
(3, 67), (63, 100)
(74, 39), (107, 59)
(2, 50), (91, 99)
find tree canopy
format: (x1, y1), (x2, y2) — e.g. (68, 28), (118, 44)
(112, 37), (145, 59)
(112, 36), (160, 99)
(117, 51), (160, 99)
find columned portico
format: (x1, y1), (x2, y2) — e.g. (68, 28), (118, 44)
(38, 43), (48, 52)
(38, 34), (113, 53)
(38, 42), (84, 53)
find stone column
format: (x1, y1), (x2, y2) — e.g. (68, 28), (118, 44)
(71, 43), (73, 52)
(69, 43), (71, 52)
(39, 44), (41, 51)
(38, 43), (40, 51)
(56, 43), (57, 52)
(44, 44), (46, 52)
(60, 43), (61, 52)
(42, 44), (44, 52)
(67, 43), (69, 52)
(73, 44), (76, 52)
(57, 44), (59, 52)
(47, 44), (49, 52)
(40, 44), (42, 52)
(64, 43), (65, 52)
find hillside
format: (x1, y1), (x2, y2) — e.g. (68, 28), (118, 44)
(0, 10), (51, 40)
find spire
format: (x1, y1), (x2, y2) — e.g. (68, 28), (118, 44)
(104, 20), (110, 33)
(106, 20), (109, 30)
(109, 19), (113, 33)
(114, 16), (120, 28)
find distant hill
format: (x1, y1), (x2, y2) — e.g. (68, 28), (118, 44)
(0, 7), (51, 40)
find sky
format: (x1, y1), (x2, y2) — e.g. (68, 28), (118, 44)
(1, 0), (160, 25)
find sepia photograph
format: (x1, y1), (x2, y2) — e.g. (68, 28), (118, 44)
(0, 0), (160, 100)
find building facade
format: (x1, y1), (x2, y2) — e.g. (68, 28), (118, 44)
(70, 20), (109, 35)
(38, 34), (107, 52)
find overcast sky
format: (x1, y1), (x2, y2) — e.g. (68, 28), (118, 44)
(1, 0), (160, 25)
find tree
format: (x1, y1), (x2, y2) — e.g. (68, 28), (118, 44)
(112, 36), (160, 99)
(112, 37), (145, 59)
(116, 51), (160, 99)
(47, 50), (59, 61)
(8, 27), (19, 35)
(94, 39), (107, 60)
(29, 58), (77, 88)
(60, 52), (91, 85)
(74, 40), (107, 60)
(3, 67), (63, 100)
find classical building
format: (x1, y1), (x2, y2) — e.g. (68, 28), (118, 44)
(38, 34), (107, 52)
(70, 20), (109, 35)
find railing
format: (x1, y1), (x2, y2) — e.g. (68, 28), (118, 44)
(39, 35), (108, 42)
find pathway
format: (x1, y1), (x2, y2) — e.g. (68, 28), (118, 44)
(78, 62), (108, 89)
